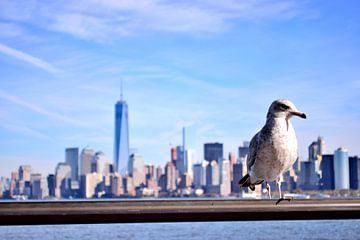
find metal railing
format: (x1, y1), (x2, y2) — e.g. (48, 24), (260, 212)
(1, 198), (360, 225)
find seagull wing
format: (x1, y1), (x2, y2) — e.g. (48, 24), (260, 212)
(247, 132), (260, 172)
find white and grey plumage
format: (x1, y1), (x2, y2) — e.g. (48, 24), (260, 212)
(239, 99), (306, 204)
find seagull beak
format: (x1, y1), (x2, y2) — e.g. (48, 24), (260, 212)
(292, 111), (307, 119)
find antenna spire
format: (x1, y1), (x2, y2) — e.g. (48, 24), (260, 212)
(120, 79), (123, 101)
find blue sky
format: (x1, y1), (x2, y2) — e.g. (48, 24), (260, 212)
(0, 0), (359, 177)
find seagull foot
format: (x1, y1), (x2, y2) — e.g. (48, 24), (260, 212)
(275, 197), (292, 205)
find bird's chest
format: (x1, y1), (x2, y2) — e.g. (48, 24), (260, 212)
(270, 121), (297, 161)
(256, 120), (297, 180)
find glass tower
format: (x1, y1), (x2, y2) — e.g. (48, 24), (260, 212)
(65, 147), (79, 181)
(334, 147), (349, 189)
(204, 142), (223, 163)
(114, 99), (129, 174)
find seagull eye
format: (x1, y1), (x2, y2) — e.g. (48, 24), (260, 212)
(278, 103), (290, 111)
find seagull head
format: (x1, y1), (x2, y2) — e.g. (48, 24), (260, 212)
(267, 99), (307, 120)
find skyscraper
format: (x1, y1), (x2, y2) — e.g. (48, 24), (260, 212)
(298, 161), (319, 190)
(334, 147), (349, 189)
(111, 172), (124, 196)
(144, 164), (155, 180)
(55, 163), (71, 198)
(156, 165), (162, 181)
(232, 163), (243, 193)
(201, 160), (209, 186)
(185, 149), (194, 177)
(210, 160), (220, 185)
(30, 173), (42, 199)
(65, 147), (79, 181)
(83, 172), (103, 198)
(204, 142), (223, 162)
(165, 161), (176, 191)
(80, 147), (94, 176)
(308, 136), (325, 173)
(176, 146), (185, 175)
(220, 159), (231, 196)
(47, 174), (55, 197)
(320, 154), (334, 190)
(128, 153), (145, 188)
(114, 93), (130, 174)
(193, 163), (202, 188)
(19, 165), (32, 182)
(349, 156), (360, 189)
(182, 127), (186, 174)
(93, 151), (109, 175)
(171, 147), (177, 165)
(238, 141), (250, 160)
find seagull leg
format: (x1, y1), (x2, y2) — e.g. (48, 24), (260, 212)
(266, 182), (272, 199)
(275, 180), (292, 205)
(278, 180), (282, 198)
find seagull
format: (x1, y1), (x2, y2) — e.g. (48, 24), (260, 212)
(239, 99), (306, 205)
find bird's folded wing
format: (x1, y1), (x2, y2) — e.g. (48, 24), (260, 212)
(247, 132), (260, 172)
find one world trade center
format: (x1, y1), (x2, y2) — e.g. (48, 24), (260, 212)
(114, 91), (129, 174)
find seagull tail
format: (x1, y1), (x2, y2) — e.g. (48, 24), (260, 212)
(238, 174), (256, 191)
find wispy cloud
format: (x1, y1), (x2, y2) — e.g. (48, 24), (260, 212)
(0, 43), (60, 74)
(0, 22), (24, 38)
(0, 0), (302, 41)
(0, 89), (84, 126)
(1, 123), (53, 141)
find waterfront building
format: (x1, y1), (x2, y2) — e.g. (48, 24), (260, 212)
(65, 147), (79, 181)
(228, 152), (236, 181)
(19, 165), (32, 182)
(179, 173), (193, 189)
(349, 156), (360, 189)
(47, 174), (56, 197)
(238, 141), (250, 161)
(176, 146), (185, 175)
(186, 149), (194, 177)
(308, 136), (325, 173)
(10, 172), (17, 197)
(110, 172), (123, 196)
(320, 154), (335, 190)
(220, 159), (231, 196)
(298, 161), (319, 190)
(211, 160), (219, 185)
(205, 160), (220, 188)
(30, 173), (42, 199)
(204, 143), (223, 163)
(144, 164), (155, 181)
(231, 163), (243, 193)
(123, 175), (135, 196)
(55, 163), (71, 198)
(128, 153), (145, 188)
(334, 147), (349, 189)
(93, 151), (109, 175)
(157, 174), (167, 192)
(144, 178), (159, 197)
(201, 160), (209, 186)
(193, 163), (202, 188)
(83, 172), (103, 198)
(156, 165), (162, 181)
(80, 147), (94, 176)
(282, 169), (297, 192)
(165, 161), (177, 192)
(114, 95), (130, 174)
(0, 181), (3, 199)
(229, 152), (236, 164)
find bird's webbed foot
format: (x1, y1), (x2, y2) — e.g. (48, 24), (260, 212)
(275, 197), (292, 205)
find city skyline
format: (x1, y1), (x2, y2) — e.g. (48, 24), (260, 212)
(1, 136), (359, 200)
(0, 1), (360, 177)
(0, 135), (358, 181)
